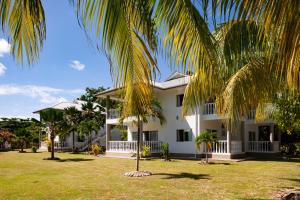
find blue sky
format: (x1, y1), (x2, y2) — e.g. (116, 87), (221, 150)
(0, 0), (171, 119)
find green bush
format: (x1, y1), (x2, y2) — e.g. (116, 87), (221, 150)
(161, 143), (170, 161)
(31, 146), (37, 153)
(91, 144), (102, 156)
(142, 145), (151, 158)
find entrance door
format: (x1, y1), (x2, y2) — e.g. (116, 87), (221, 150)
(258, 126), (270, 141)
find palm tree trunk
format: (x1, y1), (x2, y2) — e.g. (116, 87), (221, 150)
(50, 131), (55, 159)
(136, 116), (141, 172)
(72, 130), (75, 152)
(205, 143), (208, 164)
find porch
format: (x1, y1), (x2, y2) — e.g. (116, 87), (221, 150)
(107, 141), (163, 153)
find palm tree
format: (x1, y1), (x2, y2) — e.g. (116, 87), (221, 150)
(1, 0), (299, 131)
(78, 119), (99, 152)
(64, 107), (82, 152)
(195, 130), (217, 164)
(119, 97), (166, 172)
(40, 108), (64, 160)
(74, 0), (299, 130)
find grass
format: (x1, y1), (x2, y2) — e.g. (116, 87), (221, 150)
(0, 151), (299, 200)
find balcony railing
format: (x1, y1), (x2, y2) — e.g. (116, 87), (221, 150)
(107, 141), (163, 153)
(246, 141), (279, 152)
(108, 109), (120, 119)
(208, 140), (242, 154)
(203, 103), (216, 115)
(247, 109), (256, 119)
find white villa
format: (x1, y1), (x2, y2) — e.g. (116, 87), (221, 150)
(98, 72), (281, 159)
(33, 100), (121, 151)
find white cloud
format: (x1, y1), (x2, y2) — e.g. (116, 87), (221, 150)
(0, 38), (11, 57)
(0, 63), (6, 76)
(0, 84), (84, 104)
(69, 60), (85, 71)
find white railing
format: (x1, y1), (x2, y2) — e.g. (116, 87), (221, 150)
(203, 103), (216, 115)
(208, 140), (243, 154)
(247, 141), (272, 152)
(107, 141), (163, 153)
(209, 140), (228, 153)
(247, 109), (256, 119)
(108, 109), (120, 119)
(143, 141), (162, 153)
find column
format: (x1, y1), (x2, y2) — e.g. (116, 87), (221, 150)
(227, 130), (231, 153)
(105, 95), (110, 150)
(270, 124), (274, 151)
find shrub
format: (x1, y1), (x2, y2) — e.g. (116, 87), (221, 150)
(142, 145), (151, 158)
(91, 144), (101, 156)
(161, 143), (170, 161)
(31, 146), (37, 153)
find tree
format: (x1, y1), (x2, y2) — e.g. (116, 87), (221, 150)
(40, 108), (64, 160)
(15, 128), (31, 152)
(0, 129), (13, 149)
(78, 119), (99, 152)
(271, 93), (300, 134)
(64, 107), (82, 152)
(119, 97), (166, 172)
(195, 130), (217, 164)
(1, 0), (299, 134)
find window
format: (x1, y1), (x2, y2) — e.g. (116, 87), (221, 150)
(248, 131), (256, 141)
(132, 132), (138, 141)
(176, 129), (192, 142)
(143, 131), (158, 141)
(176, 94), (184, 107)
(206, 129), (218, 134)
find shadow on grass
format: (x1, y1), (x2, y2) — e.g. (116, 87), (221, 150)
(246, 157), (300, 163)
(280, 178), (300, 183)
(153, 172), (210, 180)
(206, 162), (231, 165)
(56, 158), (95, 162)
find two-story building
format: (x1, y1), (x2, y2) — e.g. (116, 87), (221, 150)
(98, 72), (281, 159)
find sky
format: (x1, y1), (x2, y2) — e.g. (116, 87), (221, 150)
(0, 0), (171, 119)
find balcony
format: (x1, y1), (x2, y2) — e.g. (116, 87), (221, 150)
(203, 103), (216, 115)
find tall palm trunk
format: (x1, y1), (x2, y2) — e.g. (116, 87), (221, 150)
(50, 132), (55, 159)
(136, 116), (141, 171)
(72, 130), (75, 152)
(205, 143), (208, 164)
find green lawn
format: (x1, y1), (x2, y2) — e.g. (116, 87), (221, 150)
(0, 151), (299, 200)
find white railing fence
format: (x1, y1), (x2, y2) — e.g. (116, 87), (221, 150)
(247, 141), (271, 152)
(247, 109), (256, 119)
(209, 140), (227, 153)
(208, 140), (243, 154)
(203, 103), (216, 115)
(107, 141), (163, 153)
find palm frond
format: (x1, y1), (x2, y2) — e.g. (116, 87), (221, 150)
(214, 0), (300, 90)
(75, 0), (158, 117)
(156, 0), (218, 73)
(0, 0), (46, 65)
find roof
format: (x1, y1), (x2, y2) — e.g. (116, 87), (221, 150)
(33, 100), (104, 114)
(97, 71), (190, 98)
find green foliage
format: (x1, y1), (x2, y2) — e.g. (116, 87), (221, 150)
(91, 144), (102, 156)
(15, 128), (31, 152)
(142, 145), (151, 158)
(31, 146), (37, 153)
(271, 93), (300, 134)
(161, 143), (170, 161)
(196, 130), (217, 164)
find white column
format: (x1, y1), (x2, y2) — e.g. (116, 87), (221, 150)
(227, 130), (231, 153)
